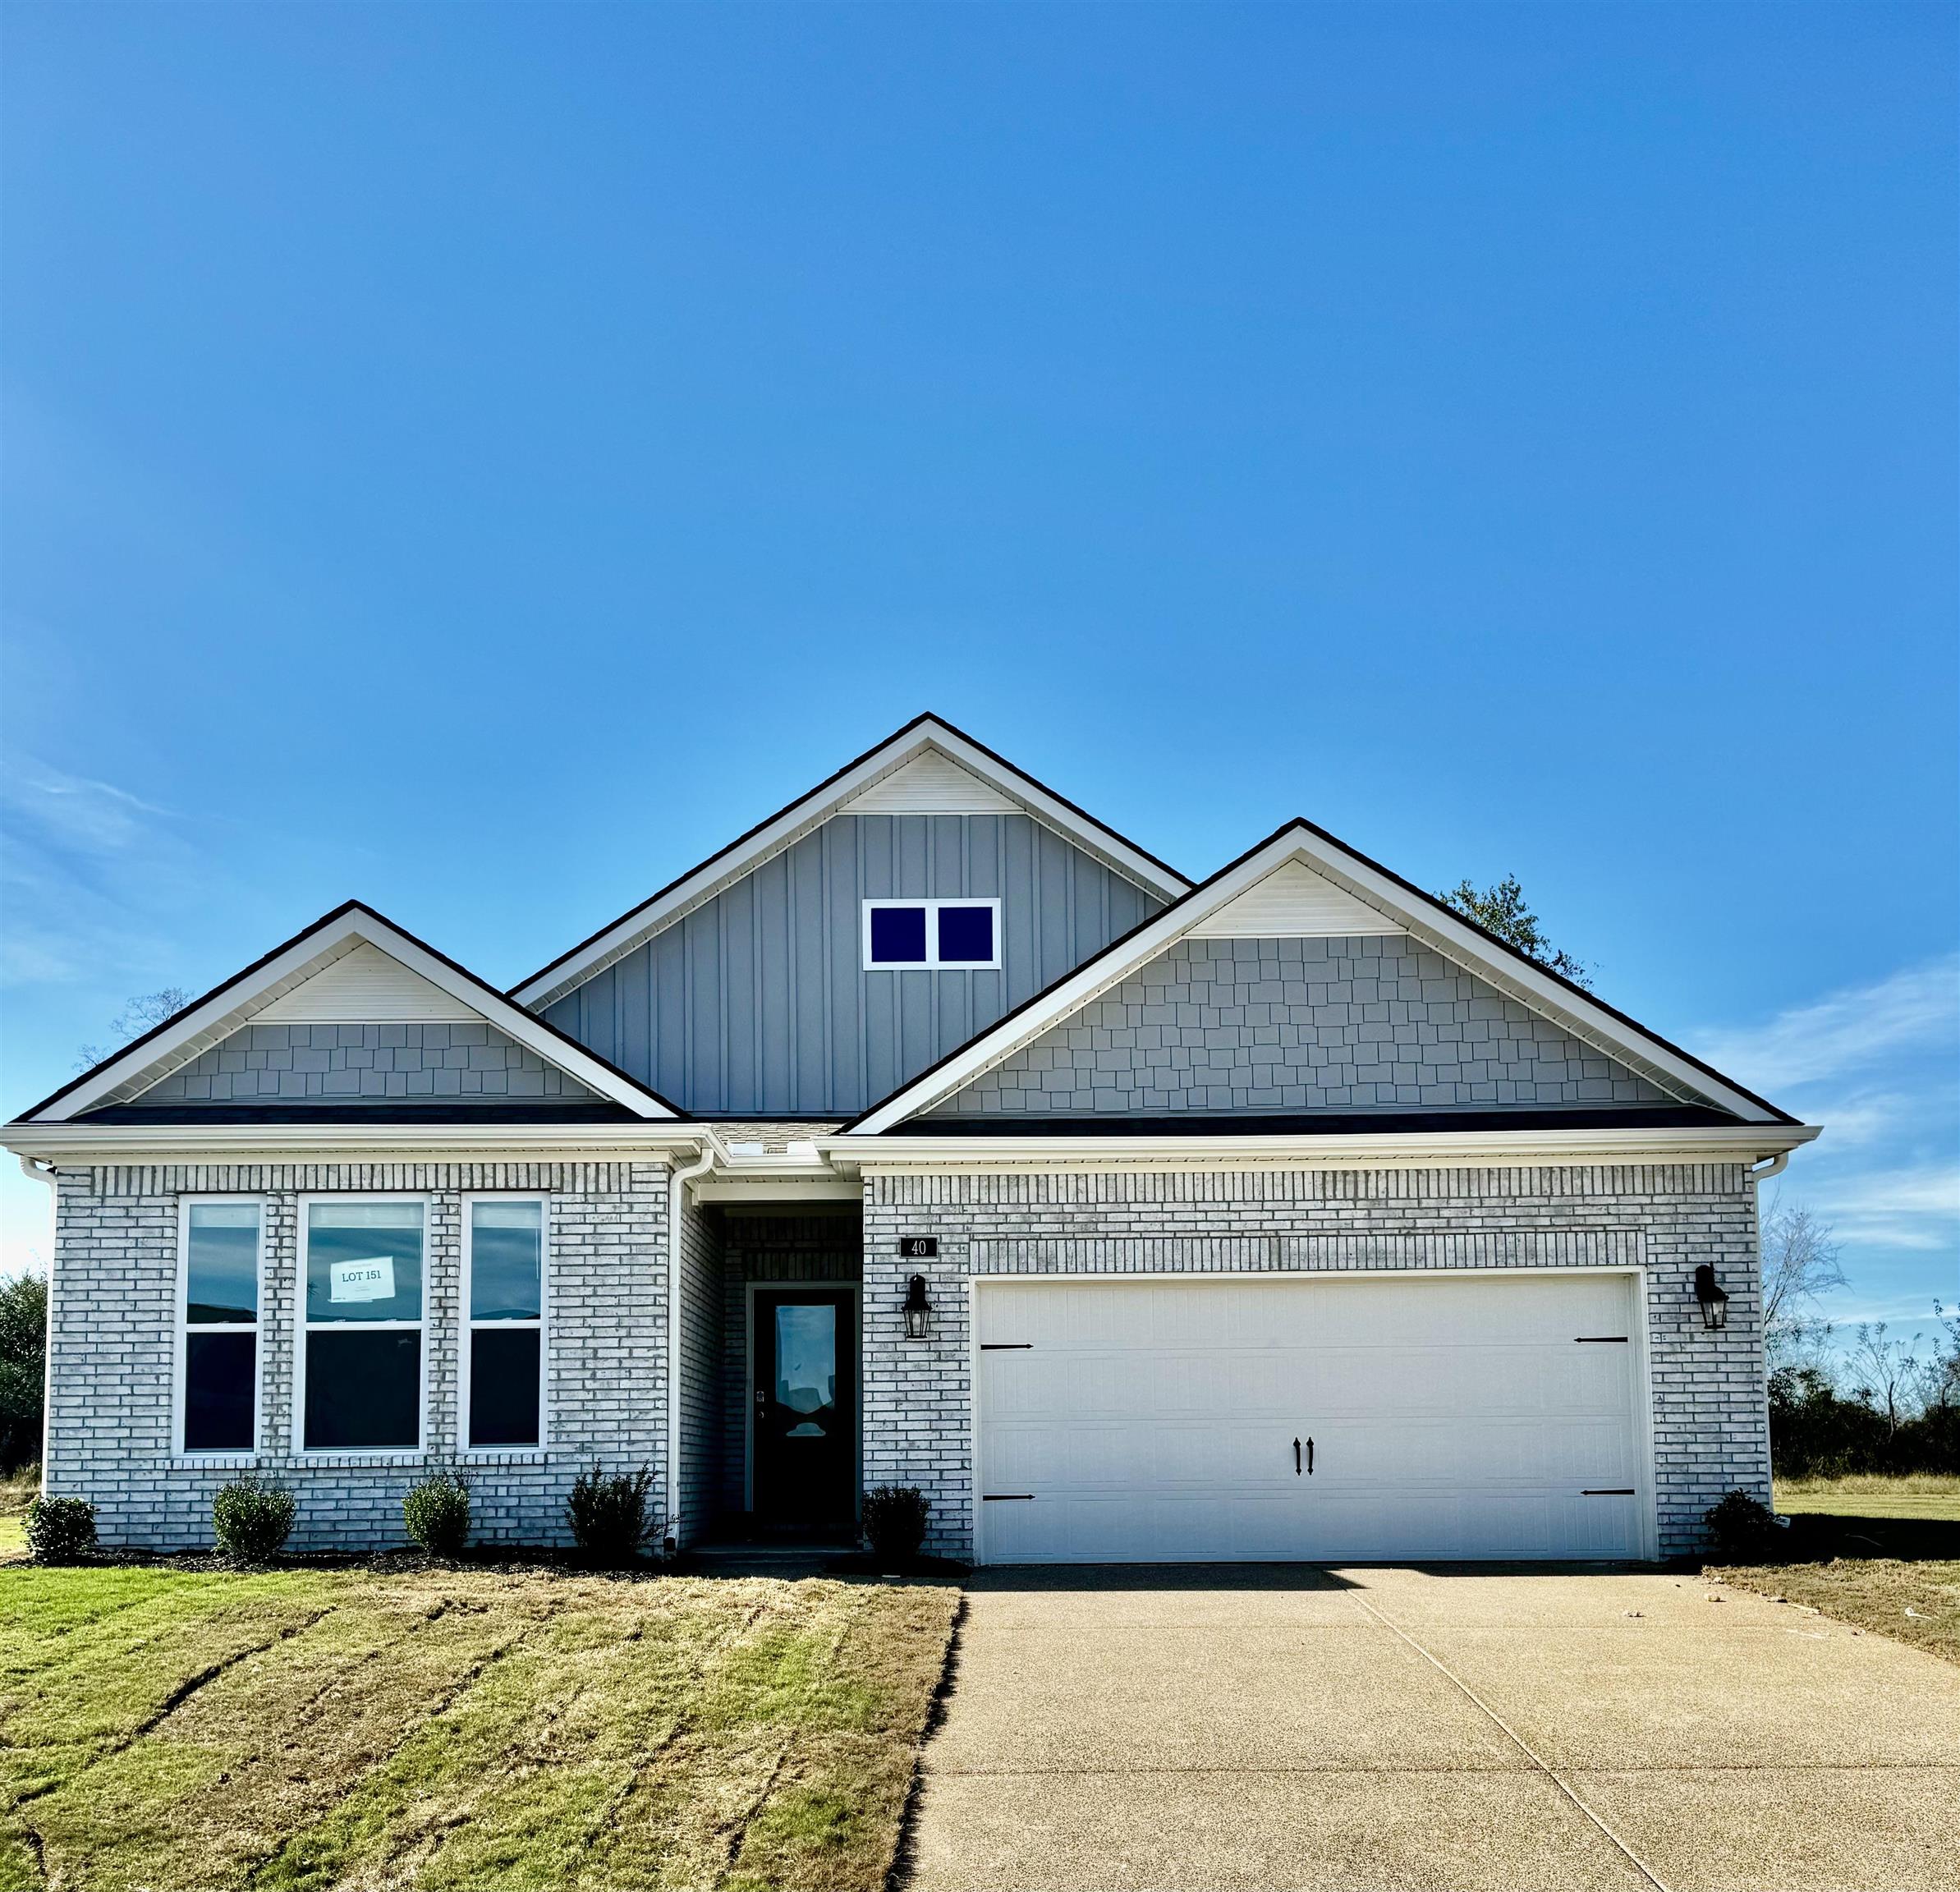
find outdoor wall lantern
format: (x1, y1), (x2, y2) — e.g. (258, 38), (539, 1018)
(1693, 1264), (1730, 1332)
(903, 1274), (933, 1340)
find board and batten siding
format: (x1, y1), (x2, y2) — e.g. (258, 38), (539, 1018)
(540, 813), (1166, 1117)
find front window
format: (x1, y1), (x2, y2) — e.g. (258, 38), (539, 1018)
(862, 898), (1001, 969)
(463, 1198), (546, 1449)
(301, 1200), (425, 1452)
(180, 1201), (261, 1453)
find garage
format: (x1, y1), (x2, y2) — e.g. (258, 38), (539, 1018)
(973, 1271), (1651, 1564)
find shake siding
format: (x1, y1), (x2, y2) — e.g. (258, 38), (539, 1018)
(934, 935), (1677, 1115)
(860, 1163), (1769, 1561)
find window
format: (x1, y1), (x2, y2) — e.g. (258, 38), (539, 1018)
(461, 1198), (546, 1450)
(861, 898), (1001, 970)
(179, 1201), (262, 1453)
(299, 1200), (425, 1452)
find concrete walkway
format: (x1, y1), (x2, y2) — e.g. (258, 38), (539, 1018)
(905, 1564), (1960, 1892)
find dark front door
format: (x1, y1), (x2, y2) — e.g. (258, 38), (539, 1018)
(752, 1288), (856, 1530)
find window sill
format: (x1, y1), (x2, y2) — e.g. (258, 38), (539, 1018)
(173, 1453), (260, 1468)
(458, 1448), (549, 1464)
(292, 1450), (429, 1466)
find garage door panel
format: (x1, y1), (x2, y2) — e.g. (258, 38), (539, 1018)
(975, 1273), (1647, 1564)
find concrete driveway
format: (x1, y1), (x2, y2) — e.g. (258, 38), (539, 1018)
(905, 1565), (1960, 1892)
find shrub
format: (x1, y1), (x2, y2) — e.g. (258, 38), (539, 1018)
(1703, 1489), (1778, 1562)
(567, 1463), (659, 1566)
(403, 1473), (470, 1556)
(23, 1494), (94, 1564)
(213, 1476), (296, 1562)
(861, 1485), (930, 1564)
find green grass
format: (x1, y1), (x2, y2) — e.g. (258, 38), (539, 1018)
(1774, 1472), (1960, 1520)
(0, 1562), (958, 1892)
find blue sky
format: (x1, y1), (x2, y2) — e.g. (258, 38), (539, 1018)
(3, 4), (1955, 1343)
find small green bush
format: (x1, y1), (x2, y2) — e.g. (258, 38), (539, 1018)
(861, 1485), (930, 1564)
(1703, 1488), (1778, 1561)
(403, 1473), (470, 1556)
(23, 1494), (94, 1563)
(213, 1476), (296, 1562)
(567, 1463), (659, 1567)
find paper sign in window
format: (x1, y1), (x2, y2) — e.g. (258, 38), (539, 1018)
(328, 1257), (396, 1303)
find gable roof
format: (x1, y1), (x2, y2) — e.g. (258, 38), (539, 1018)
(16, 902), (686, 1126)
(842, 818), (1801, 1134)
(507, 714), (1192, 1011)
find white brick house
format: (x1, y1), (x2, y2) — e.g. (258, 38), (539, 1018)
(7, 716), (1815, 1563)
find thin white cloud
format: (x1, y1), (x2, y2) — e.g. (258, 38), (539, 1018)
(1698, 956), (1960, 1097)
(1802, 1161), (1960, 1254)
(0, 753), (194, 990)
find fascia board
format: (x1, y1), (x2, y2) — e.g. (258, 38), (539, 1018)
(847, 823), (1788, 1134)
(508, 719), (1190, 1010)
(822, 1123), (1820, 1172)
(31, 909), (680, 1124)
(2, 1121), (722, 1160)
(1277, 827), (1781, 1123)
(29, 914), (374, 1123)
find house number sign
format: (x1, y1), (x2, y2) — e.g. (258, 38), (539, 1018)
(897, 1237), (938, 1258)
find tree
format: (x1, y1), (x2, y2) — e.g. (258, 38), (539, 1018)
(1434, 875), (1592, 988)
(76, 987), (194, 1072)
(0, 1272), (47, 1473)
(1758, 1193), (1846, 1371)
(1847, 1322), (1922, 1439)
(1916, 1301), (1959, 1415)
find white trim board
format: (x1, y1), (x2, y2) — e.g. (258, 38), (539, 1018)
(21, 903), (679, 1123)
(508, 719), (1190, 1011)
(457, 1192), (552, 1458)
(843, 823), (1797, 1133)
(173, 1195), (268, 1463)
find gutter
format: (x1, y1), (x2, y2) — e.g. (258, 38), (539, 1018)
(17, 1156), (56, 1496)
(821, 1123), (1822, 1173)
(663, 1132), (727, 1552)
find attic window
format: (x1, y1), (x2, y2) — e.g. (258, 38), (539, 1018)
(862, 898), (1001, 970)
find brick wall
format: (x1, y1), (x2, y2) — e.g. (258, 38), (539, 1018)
(46, 1160), (670, 1550)
(861, 1162), (1768, 1560)
(128, 1022), (599, 1106)
(932, 935), (1678, 1114)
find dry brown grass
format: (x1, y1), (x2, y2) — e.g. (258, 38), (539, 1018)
(1710, 1558), (1960, 1666)
(0, 1562), (958, 1892)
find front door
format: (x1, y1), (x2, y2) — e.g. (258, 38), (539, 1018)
(752, 1288), (856, 1531)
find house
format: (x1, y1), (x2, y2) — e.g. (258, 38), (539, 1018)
(5, 715), (1816, 1563)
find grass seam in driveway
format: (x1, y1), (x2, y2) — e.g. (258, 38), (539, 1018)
(884, 1591), (969, 1892)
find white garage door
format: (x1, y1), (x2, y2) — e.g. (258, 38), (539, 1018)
(975, 1272), (1649, 1564)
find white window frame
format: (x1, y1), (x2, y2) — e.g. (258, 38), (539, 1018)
(174, 1196), (266, 1462)
(458, 1192), (550, 1457)
(294, 1193), (429, 1459)
(861, 897), (1003, 971)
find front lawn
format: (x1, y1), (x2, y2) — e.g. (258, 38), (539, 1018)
(0, 1562), (958, 1892)
(1710, 1557), (1960, 1666)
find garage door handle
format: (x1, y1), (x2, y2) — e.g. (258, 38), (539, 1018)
(1295, 1437), (1313, 1476)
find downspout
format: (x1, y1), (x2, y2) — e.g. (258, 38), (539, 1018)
(1749, 1152), (1790, 1182)
(17, 1156), (57, 1496)
(664, 1133), (724, 1554)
